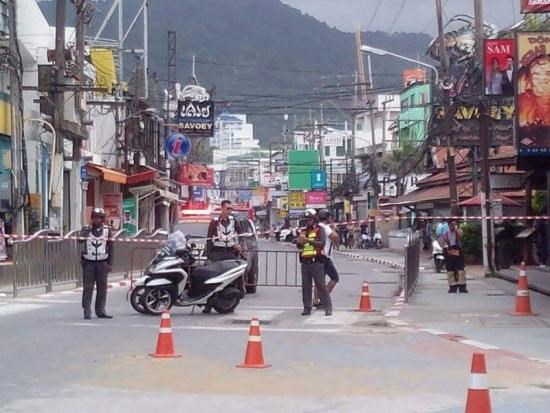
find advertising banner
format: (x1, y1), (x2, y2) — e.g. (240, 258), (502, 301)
(484, 39), (515, 96)
(176, 100), (215, 137)
(430, 98), (515, 147)
(103, 193), (123, 231)
(305, 191), (327, 209)
(288, 150), (319, 190)
(521, 0), (550, 13)
(516, 32), (550, 161)
(288, 191), (306, 209)
(179, 163), (214, 186)
(123, 198), (137, 236)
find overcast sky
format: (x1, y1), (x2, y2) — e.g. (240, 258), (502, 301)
(281, 0), (522, 34)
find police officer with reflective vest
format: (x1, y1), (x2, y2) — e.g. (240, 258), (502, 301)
(206, 200), (243, 262)
(296, 209), (332, 316)
(80, 208), (114, 320)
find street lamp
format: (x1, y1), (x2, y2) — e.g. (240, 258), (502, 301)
(360, 45), (439, 86)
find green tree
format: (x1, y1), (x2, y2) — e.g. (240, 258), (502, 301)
(380, 142), (424, 197)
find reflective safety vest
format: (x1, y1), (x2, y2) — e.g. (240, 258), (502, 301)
(212, 216), (238, 248)
(83, 226), (110, 261)
(301, 227), (320, 259)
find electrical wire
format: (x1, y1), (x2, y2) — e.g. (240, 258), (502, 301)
(388, 0), (408, 33)
(366, 0), (383, 31)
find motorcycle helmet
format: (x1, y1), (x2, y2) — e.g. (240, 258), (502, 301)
(91, 208), (106, 219)
(317, 209), (331, 221)
(303, 208), (317, 219)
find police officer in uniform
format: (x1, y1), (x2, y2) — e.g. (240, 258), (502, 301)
(206, 200), (243, 262)
(80, 208), (114, 320)
(296, 209), (332, 316)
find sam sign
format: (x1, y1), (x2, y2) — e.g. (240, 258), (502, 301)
(165, 132), (191, 159)
(484, 39), (515, 96)
(521, 0), (550, 13)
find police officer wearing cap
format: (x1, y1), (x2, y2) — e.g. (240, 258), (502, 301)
(80, 208), (114, 320)
(296, 209), (332, 316)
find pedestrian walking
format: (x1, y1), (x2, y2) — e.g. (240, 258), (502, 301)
(442, 220), (468, 293)
(339, 221), (348, 248)
(313, 209), (340, 309)
(80, 208), (114, 320)
(295, 209), (332, 316)
(346, 222), (355, 249)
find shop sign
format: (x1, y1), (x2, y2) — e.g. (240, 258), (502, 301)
(176, 100), (215, 137)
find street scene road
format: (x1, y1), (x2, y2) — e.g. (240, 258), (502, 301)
(1, 240), (550, 412)
(5, 1), (550, 412)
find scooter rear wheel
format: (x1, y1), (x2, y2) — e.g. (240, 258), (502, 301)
(213, 296), (240, 314)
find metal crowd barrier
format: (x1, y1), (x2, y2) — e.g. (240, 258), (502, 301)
(256, 250), (301, 287)
(403, 230), (422, 303)
(9, 228), (168, 298)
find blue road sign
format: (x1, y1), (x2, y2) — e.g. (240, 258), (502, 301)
(311, 170), (327, 190)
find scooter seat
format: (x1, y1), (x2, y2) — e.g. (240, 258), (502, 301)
(192, 260), (243, 282)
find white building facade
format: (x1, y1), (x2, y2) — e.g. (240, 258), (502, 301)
(211, 113), (260, 163)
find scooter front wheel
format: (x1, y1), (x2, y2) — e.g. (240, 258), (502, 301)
(130, 286), (148, 314)
(141, 287), (174, 315)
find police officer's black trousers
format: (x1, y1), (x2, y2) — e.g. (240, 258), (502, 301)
(82, 261), (110, 317)
(301, 261), (332, 311)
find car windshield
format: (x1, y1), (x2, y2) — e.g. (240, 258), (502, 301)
(173, 222), (210, 243)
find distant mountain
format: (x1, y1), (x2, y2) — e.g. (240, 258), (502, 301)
(37, 0), (432, 142)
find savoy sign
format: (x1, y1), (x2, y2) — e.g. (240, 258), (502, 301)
(176, 100), (215, 137)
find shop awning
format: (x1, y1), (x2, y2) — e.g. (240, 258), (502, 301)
(87, 163), (127, 184)
(127, 170), (156, 186)
(379, 182), (475, 208)
(459, 194), (522, 207)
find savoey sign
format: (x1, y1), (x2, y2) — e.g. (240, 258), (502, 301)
(176, 100), (215, 137)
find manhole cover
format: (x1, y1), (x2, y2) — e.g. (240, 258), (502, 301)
(231, 320), (272, 325)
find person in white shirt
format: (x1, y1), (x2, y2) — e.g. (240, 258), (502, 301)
(313, 209), (340, 308)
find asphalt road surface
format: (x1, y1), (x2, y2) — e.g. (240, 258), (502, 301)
(0, 240), (549, 412)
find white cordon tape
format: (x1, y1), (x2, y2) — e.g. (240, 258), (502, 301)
(468, 373), (489, 390)
(4, 214), (550, 244)
(247, 335), (262, 342)
(158, 327), (172, 334)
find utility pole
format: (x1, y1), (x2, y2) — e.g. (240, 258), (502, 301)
(436, 0), (459, 216)
(475, 0), (495, 272)
(7, 0), (25, 235)
(52, 0), (67, 232)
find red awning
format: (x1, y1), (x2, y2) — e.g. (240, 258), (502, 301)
(126, 170), (156, 186)
(459, 194), (522, 207)
(87, 163), (127, 184)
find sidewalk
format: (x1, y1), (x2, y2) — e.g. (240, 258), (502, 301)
(498, 265), (550, 296)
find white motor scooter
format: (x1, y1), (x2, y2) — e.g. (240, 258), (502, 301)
(432, 239), (446, 273)
(130, 232), (247, 316)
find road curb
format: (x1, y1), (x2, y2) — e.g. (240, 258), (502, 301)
(493, 271), (550, 297)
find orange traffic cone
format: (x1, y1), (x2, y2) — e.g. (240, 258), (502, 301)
(237, 318), (271, 369)
(149, 310), (181, 358)
(513, 262), (535, 316)
(356, 282), (375, 312)
(465, 352), (492, 413)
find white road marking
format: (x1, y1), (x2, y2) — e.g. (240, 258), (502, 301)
(384, 311), (400, 317)
(59, 291), (75, 295)
(15, 298), (76, 304)
(419, 328), (449, 336)
(224, 309), (284, 322)
(0, 303), (48, 316)
(63, 322), (340, 334)
(0, 293), (8, 297)
(303, 311), (361, 326)
(528, 358), (550, 365)
(459, 339), (500, 351)
(388, 319), (410, 326)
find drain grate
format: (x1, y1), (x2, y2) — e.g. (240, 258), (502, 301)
(231, 319), (272, 325)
